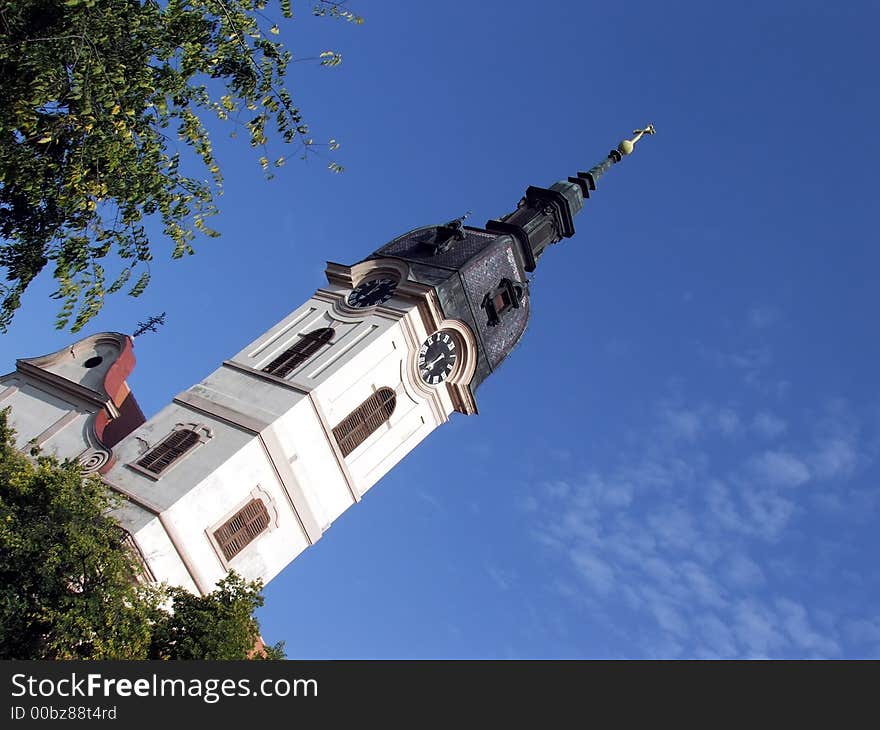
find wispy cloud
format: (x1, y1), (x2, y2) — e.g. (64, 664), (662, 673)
(519, 389), (875, 658)
(748, 305), (781, 330)
(753, 411), (788, 439)
(484, 563), (516, 592)
(811, 437), (858, 481)
(750, 450), (811, 487)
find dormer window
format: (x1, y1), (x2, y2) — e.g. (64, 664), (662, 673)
(482, 278), (525, 327)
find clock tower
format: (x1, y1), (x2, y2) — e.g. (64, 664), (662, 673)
(0, 127), (654, 594)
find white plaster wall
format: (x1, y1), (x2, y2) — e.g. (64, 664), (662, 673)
(0, 380), (78, 447)
(114, 500), (199, 594)
(103, 402), (255, 512)
(272, 399), (354, 530)
(50, 338), (120, 392)
(197, 365), (304, 423)
(39, 412), (91, 460)
(100, 280), (456, 592)
(165, 437), (310, 588)
(314, 316), (444, 496)
(229, 294), (392, 392)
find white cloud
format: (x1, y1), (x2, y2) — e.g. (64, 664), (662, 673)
(648, 506), (699, 552)
(662, 407), (702, 441)
(748, 306), (780, 329)
(845, 618), (880, 644)
(696, 613), (738, 656)
(775, 598), (841, 656)
(705, 479), (749, 534)
(680, 561), (725, 608)
(724, 553), (766, 588)
(519, 385), (874, 657)
(542, 480), (571, 500)
(753, 411), (788, 439)
(750, 450), (811, 487)
(485, 563), (516, 592)
(717, 408), (742, 436)
(569, 549), (615, 596)
(742, 487), (797, 540)
(733, 600), (785, 656)
(811, 437), (858, 480)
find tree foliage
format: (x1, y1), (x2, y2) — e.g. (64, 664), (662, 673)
(0, 409), (284, 659)
(0, 0), (360, 333)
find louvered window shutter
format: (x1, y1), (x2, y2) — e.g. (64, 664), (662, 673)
(333, 387), (397, 457)
(214, 499), (271, 560)
(263, 328), (334, 377)
(137, 429), (200, 474)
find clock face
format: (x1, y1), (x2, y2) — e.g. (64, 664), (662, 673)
(418, 330), (458, 385)
(347, 277), (397, 308)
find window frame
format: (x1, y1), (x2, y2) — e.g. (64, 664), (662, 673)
(127, 423), (212, 481)
(481, 278), (525, 327)
(212, 498), (271, 561)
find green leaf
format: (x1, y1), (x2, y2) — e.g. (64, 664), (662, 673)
(128, 271), (150, 298)
(0, 0), (357, 332)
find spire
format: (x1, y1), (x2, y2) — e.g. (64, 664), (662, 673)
(486, 124), (655, 272)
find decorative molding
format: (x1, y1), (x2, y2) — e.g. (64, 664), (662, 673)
(101, 477), (163, 516)
(79, 445), (112, 474)
(402, 316), (478, 416)
(396, 317), (448, 426)
(306, 323), (378, 380)
(325, 258), (410, 290)
(204, 485), (278, 571)
(159, 511), (212, 596)
(306, 393), (360, 504)
(258, 429), (323, 545)
(173, 391), (269, 434)
(15, 360), (117, 416)
(32, 410), (80, 448)
(247, 307), (316, 359)
(0, 384), (19, 403)
(221, 360), (310, 394)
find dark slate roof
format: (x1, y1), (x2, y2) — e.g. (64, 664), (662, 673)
(369, 224), (531, 393)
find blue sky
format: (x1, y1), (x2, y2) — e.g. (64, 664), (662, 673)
(3, 1), (880, 657)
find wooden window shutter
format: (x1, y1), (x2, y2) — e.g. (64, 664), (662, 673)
(137, 428), (200, 475)
(332, 387), (397, 457)
(213, 499), (271, 561)
(263, 327), (335, 377)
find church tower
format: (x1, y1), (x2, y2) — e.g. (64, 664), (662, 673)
(0, 127), (654, 594)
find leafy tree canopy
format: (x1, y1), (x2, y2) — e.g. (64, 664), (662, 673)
(0, 409), (284, 659)
(0, 0), (360, 333)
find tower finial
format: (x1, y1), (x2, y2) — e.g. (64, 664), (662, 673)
(618, 123), (656, 156)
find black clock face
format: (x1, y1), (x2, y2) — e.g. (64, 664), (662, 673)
(418, 330), (458, 385)
(347, 277), (397, 308)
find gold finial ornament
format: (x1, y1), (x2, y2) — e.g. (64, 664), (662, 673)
(617, 124), (656, 155)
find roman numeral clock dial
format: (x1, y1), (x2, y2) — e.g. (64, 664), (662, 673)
(418, 330), (458, 385)
(347, 277), (397, 308)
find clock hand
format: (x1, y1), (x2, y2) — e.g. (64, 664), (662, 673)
(428, 354), (446, 369)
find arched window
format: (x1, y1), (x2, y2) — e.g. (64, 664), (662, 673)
(263, 327), (334, 378)
(136, 428), (200, 475)
(332, 387), (397, 457)
(213, 499), (271, 560)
